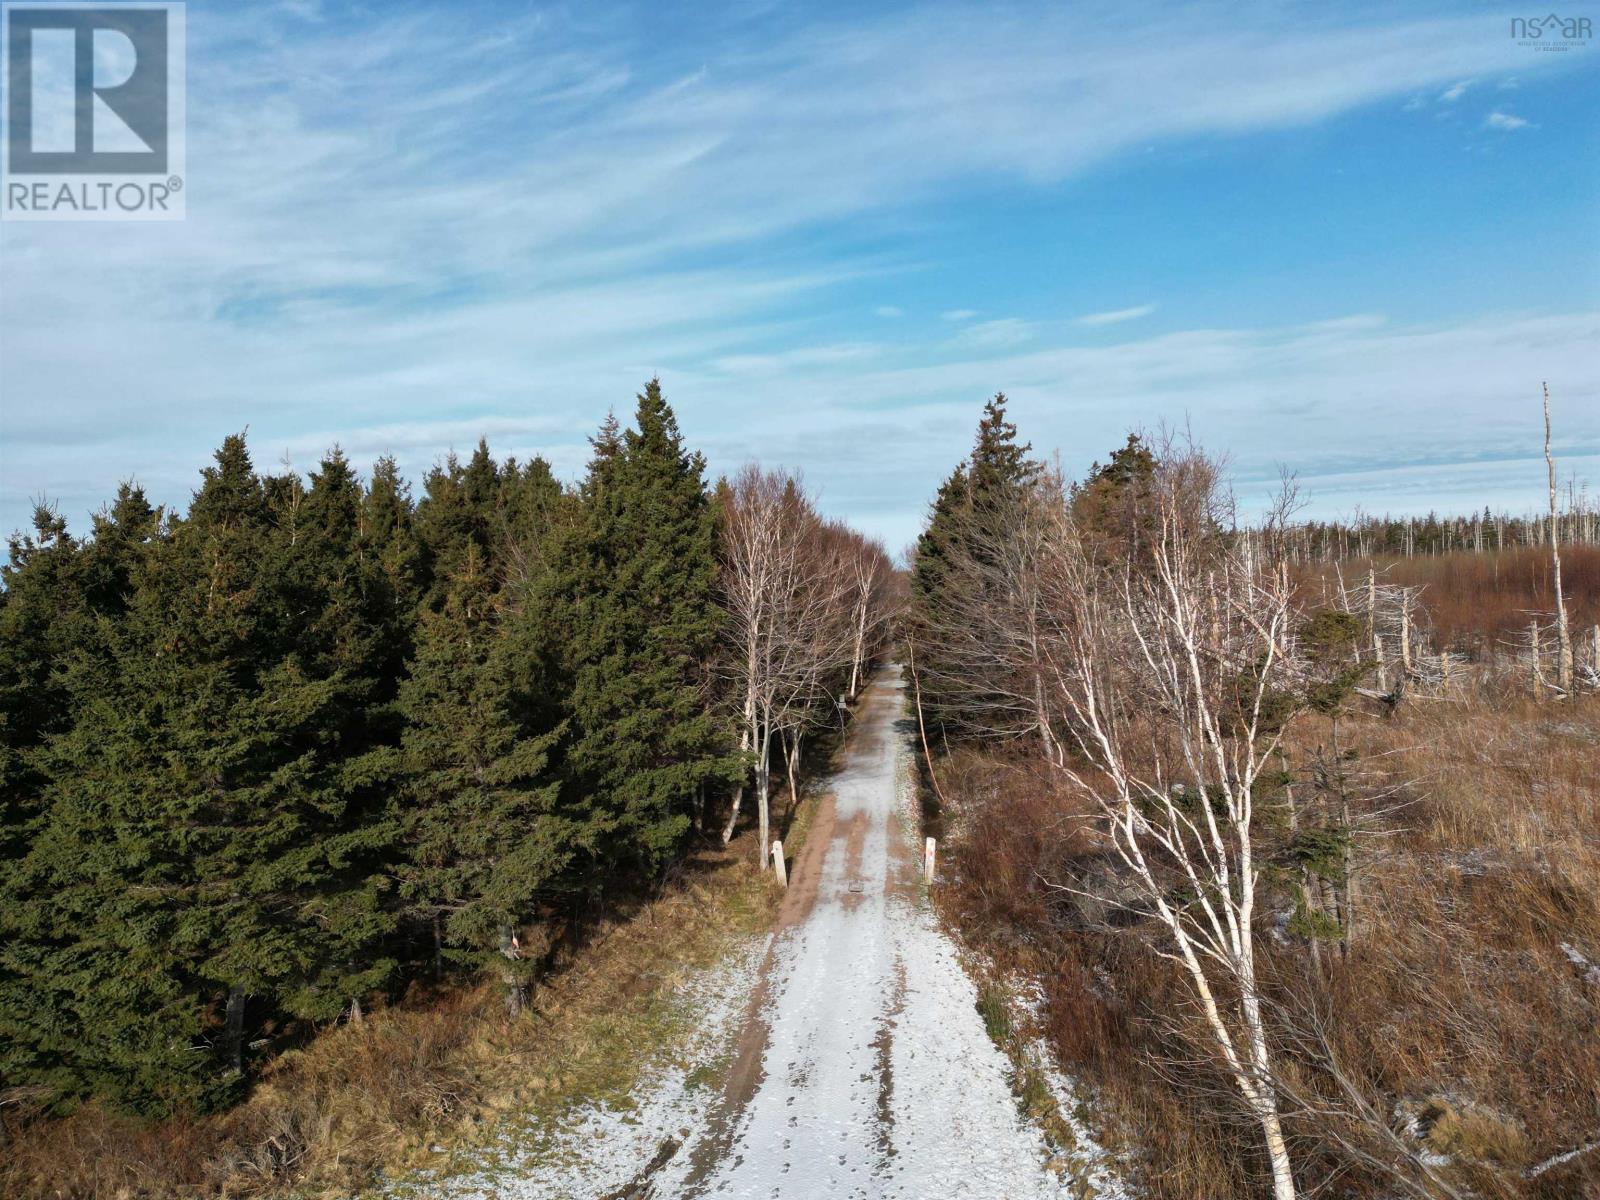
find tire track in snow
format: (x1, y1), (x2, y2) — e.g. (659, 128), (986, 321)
(663, 666), (1086, 1198)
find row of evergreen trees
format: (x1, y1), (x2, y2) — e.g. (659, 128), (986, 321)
(1280, 503), (1600, 563)
(0, 382), (766, 1117)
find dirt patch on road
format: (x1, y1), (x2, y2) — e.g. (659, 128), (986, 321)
(677, 784), (837, 1194)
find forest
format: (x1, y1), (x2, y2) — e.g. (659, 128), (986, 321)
(3, 389), (1597, 1200)
(0, 381), (894, 1128)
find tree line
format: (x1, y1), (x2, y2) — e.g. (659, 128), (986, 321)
(0, 381), (895, 1118)
(1271, 500), (1598, 563)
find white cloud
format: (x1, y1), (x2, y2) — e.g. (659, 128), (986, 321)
(1439, 79), (1471, 102)
(941, 309), (978, 322)
(0, 2), (1590, 544)
(957, 318), (1034, 347)
(1076, 304), (1156, 327)
(708, 343), (883, 375)
(1484, 110), (1531, 131)
(874, 305), (904, 318)
(1298, 313), (1386, 332)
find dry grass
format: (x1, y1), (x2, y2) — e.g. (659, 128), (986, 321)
(1299, 546), (1600, 656)
(0, 843), (781, 1200)
(928, 690), (1600, 1199)
(1316, 697), (1600, 1198)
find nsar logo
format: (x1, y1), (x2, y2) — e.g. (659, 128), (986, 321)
(1510, 12), (1593, 50)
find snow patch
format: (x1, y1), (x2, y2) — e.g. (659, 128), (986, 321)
(382, 936), (767, 1200)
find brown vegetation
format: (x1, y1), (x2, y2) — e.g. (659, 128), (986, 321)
(0, 842), (782, 1200)
(906, 402), (1600, 1196)
(1297, 545), (1600, 657)
(929, 590), (1600, 1199)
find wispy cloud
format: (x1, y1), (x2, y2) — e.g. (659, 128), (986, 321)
(1299, 313), (1386, 332)
(942, 309), (978, 322)
(1439, 79), (1472, 102)
(874, 305), (904, 318)
(957, 318), (1034, 347)
(1484, 110), (1531, 131)
(1077, 304), (1156, 327)
(0, 1), (1589, 546)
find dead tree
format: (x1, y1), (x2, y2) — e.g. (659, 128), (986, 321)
(1544, 383), (1575, 695)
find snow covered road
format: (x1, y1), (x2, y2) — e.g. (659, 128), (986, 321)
(671, 666), (1075, 1198)
(398, 667), (1116, 1199)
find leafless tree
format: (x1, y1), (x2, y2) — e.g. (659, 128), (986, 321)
(1544, 383), (1574, 695)
(1034, 445), (1303, 1200)
(717, 469), (879, 867)
(845, 535), (897, 703)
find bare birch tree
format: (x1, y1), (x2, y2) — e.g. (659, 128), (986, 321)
(770, 518), (859, 811)
(1544, 382), (1574, 695)
(845, 536), (897, 703)
(718, 470), (877, 867)
(1035, 446), (1303, 1200)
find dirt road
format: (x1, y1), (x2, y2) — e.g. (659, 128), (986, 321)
(666, 666), (1077, 1198)
(401, 667), (1111, 1199)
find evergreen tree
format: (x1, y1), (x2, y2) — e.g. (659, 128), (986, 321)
(358, 455), (424, 684)
(398, 544), (568, 1006)
(415, 441), (501, 609)
(551, 382), (739, 869)
(1, 438), (396, 1113)
(966, 393), (1038, 518)
(908, 394), (1039, 739)
(1071, 433), (1158, 559)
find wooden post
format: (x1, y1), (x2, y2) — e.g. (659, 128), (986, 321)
(500, 925), (524, 1019)
(923, 837), (937, 884)
(771, 840), (787, 888)
(1592, 625), (1600, 674)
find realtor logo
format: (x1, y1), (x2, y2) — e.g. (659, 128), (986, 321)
(2, 2), (185, 220)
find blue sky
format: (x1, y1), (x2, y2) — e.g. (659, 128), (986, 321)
(2, 0), (1597, 554)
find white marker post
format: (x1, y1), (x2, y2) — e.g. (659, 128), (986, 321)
(771, 840), (787, 888)
(924, 837), (937, 884)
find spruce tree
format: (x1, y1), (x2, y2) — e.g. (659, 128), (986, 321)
(2, 438), (397, 1112)
(2, 439), (274, 1112)
(909, 394), (1039, 739)
(553, 383), (739, 870)
(398, 544), (568, 1007)
(1071, 433), (1158, 561)
(358, 455), (424, 686)
(415, 440), (501, 609)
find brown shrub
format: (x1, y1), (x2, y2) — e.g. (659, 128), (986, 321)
(1299, 546), (1600, 656)
(929, 688), (1600, 1199)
